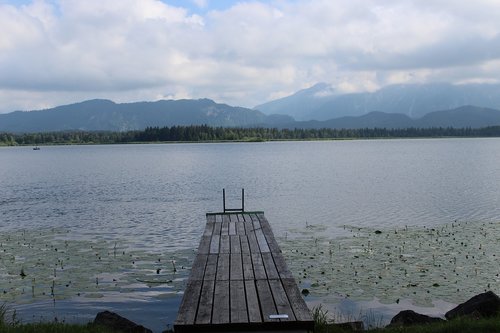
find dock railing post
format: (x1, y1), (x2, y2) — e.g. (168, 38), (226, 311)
(223, 188), (226, 213)
(242, 188), (245, 212)
(222, 188), (245, 213)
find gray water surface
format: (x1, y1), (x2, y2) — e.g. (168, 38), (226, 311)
(2, 138), (500, 330)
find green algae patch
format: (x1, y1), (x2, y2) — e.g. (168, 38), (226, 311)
(280, 220), (500, 307)
(0, 228), (194, 304)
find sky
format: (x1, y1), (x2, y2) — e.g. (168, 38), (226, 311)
(1, 0), (500, 113)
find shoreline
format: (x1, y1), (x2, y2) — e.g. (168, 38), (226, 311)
(2, 135), (500, 148)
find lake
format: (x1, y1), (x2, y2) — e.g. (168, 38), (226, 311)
(1, 138), (500, 331)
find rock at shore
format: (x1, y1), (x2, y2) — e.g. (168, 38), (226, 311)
(389, 310), (445, 327)
(94, 311), (152, 333)
(445, 291), (500, 320)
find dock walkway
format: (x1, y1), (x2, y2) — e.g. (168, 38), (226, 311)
(174, 212), (314, 332)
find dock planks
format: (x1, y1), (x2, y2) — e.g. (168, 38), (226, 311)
(174, 212), (314, 332)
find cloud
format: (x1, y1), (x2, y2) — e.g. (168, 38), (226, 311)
(192, 0), (208, 9)
(1, 0), (500, 113)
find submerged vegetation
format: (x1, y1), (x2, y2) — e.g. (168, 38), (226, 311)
(0, 228), (193, 307)
(281, 220), (499, 315)
(4, 125), (500, 146)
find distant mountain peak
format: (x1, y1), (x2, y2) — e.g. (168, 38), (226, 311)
(291, 82), (336, 98)
(310, 83), (336, 98)
(254, 82), (338, 120)
(69, 99), (116, 106)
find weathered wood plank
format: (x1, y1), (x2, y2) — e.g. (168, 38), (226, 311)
(222, 214), (230, 224)
(230, 253), (243, 280)
(251, 253), (267, 280)
(243, 217), (252, 234)
(272, 252), (295, 279)
(189, 254), (208, 281)
(256, 213), (270, 228)
(258, 214), (282, 254)
(269, 279), (296, 321)
(216, 253), (230, 281)
(256, 212), (266, 221)
(241, 253), (254, 280)
(203, 222), (215, 237)
(245, 280), (262, 323)
(229, 221), (237, 235)
(230, 280), (248, 323)
(256, 280), (279, 322)
(282, 278), (314, 322)
(215, 214), (223, 223)
(204, 254), (218, 281)
(206, 214), (216, 223)
(250, 214), (261, 230)
(175, 280), (202, 325)
(240, 235), (250, 254)
(255, 228), (271, 253)
(260, 221), (274, 236)
(235, 222), (245, 235)
(266, 235), (281, 254)
(220, 235), (230, 253)
(209, 235), (220, 254)
(212, 280), (230, 324)
(247, 232), (260, 253)
(230, 235), (241, 253)
(221, 220), (229, 235)
(198, 236), (211, 254)
(262, 252), (279, 279)
(195, 280), (215, 324)
(213, 222), (222, 235)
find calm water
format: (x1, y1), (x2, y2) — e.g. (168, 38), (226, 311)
(2, 138), (500, 330)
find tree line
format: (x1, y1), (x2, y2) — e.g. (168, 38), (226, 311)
(2, 125), (500, 146)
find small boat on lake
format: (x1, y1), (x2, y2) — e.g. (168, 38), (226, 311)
(33, 146), (40, 150)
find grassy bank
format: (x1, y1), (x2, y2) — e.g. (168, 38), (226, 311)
(0, 323), (120, 333)
(312, 304), (500, 333)
(1, 310), (499, 332)
(2, 316), (498, 333)
(372, 316), (500, 333)
(316, 316), (500, 333)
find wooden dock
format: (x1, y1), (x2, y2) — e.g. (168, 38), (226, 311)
(174, 212), (314, 332)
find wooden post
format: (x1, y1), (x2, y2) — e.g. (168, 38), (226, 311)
(242, 188), (245, 212)
(223, 188), (226, 213)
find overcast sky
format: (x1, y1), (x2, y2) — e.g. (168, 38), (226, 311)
(1, 0), (500, 113)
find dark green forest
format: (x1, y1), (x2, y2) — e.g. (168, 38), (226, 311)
(2, 125), (500, 146)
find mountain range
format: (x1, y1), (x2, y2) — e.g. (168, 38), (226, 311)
(0, 99), (292, 133)
(2, 82), (500, 133)
(278, 106), (500, 129)
(255, 82), (500, 121)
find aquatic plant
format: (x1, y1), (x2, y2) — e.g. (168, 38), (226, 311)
(281, 220), (500, 308)
(0, 228), (194, 305)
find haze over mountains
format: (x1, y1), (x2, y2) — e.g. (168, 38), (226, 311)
(1, 82), (500, 133)
(254, 82), (500, 121)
